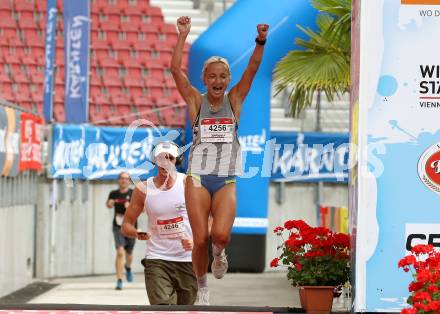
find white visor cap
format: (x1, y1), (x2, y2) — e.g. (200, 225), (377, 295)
(153, 142), (180, 159)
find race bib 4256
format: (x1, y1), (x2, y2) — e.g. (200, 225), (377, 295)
(200, 118), (233, 143)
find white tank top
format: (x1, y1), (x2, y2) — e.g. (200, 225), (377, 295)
(144, 172), (192, 262)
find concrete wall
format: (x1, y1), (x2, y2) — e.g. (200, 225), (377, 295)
(35, 180), (148, 279)
(0, 204), (36, 297)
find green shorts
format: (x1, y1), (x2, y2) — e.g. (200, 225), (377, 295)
(143, 259), (197, 305)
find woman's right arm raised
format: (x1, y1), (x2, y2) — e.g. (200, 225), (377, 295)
(170, 16), (201, 124)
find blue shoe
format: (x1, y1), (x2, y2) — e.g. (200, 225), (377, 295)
(125, 267), (133, 282)
(115, 279), (123, 290)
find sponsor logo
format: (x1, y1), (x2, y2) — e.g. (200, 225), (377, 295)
(418, 142), (440, 194)
(418, 65), (440, 107)
(405, 224), (440, 253)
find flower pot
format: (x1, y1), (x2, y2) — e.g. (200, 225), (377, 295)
(299, 286), (335, 314)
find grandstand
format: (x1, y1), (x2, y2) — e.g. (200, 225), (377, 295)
(0, 0), (192, 127)
(0, 0), (348, 132)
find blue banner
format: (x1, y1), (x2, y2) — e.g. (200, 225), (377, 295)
(50, 124), (183, 180)
(64, 0), (90, 123)
(271, 132), (350, 183)
(43, 0), (57, 123)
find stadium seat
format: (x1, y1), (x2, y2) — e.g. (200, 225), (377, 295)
(112, 94), (131, 106)
(34, 1), (46, 14)
(124, 6), (143, 24)
(54, 103), (65, 122)
(102, 75), (123, 94)
(141, 6), (163, 25)
(0, 72), (11, 83)
(160, 24), (178, 42)
(99, 20), (119, 41)
(31, 71), (45, 84)
(0, 0), (11, 12)
(4, 53), (21, 66)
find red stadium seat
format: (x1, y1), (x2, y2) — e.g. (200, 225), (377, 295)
(141, 6), (163, 25)
(139, 23), (160, 42)
(144, 111), (161, 126)
(55, 52), (65, 67)
(103, 5), (121, 24)
(31, 71), (45, 84)
(34, 1), (46, 13)
(94, 93), (111, 106)
(18, 17), (38, 30)
(121, 56), (142, 72)
(54, 103), (65, 122)
(92, 38), (110, 50)
(27, 36), (45, 49)
(56, 36), (64, 48)
(14, 1), (34, 12)
(13, 1), (34, 20)
(0, 88), (14, 102)
(0, 16), (16, 29)
(102, 75), (122, 87)
(91, 29), (99, 42)
(142, 59), (166, 81)
(99, 56), (119, 77)
(54, 92), (64, 104)
(112, 94), (131, 106)
(0, 72), (10, 83)
(160, 24), (178, 42)
(15, 90), (32, 104)
(124, 76), (143, 88)
(111, 36), (132, 51)
(90, 72), (102, 88)
(22, 28), (43, 42)
(125, 66), (142, 80)
(13, 70), (29, 84)
(0, 0), (11, 11)
(127, 0), (151, 11)
(133, 95), (155, 107)
(124, 6), (142, 25)
(31, 90), (42, 103)
(99, 20), (119, 41)
(102, 75), (123, 94)
(4, 53), (21, 65)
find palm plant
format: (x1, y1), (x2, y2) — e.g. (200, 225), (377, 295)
(273, 0), (351, 117)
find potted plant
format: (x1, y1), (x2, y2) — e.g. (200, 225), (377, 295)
(271, 219), (351, 314)
(398, 244), (440, 314)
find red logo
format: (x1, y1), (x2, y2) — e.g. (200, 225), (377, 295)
(418, 143), (440, 194)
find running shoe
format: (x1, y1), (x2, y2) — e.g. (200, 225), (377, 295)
(211, 251), (228, 279)
(125, 267), (134, 282)
(115, 279), (123, 290)
(194, 287), (210, 305)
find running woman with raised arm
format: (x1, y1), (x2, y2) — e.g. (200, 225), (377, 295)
(171, 16), (268, 305)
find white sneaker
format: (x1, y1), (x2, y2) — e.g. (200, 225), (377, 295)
(194, 287), (210, 305)
(211, 251), (228, 279)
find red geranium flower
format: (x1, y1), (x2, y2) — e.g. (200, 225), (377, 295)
(270, 219), (350, 287)
(399, 244), (440, 314)
(270, 257), (279, 268)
